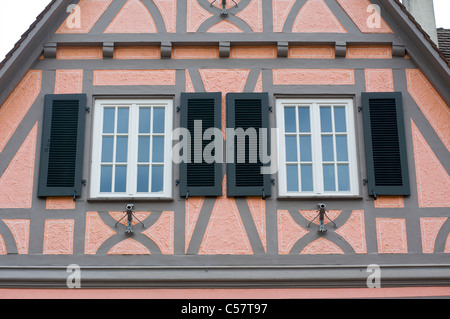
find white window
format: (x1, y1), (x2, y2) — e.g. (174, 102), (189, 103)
(91, 99), (173, 198)
(276, 98), (358, 197)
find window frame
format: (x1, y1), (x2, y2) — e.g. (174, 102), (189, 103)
(276, 97), (359, 198)
(90, 98), (173, 199)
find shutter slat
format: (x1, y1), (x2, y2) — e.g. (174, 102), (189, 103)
(227, 93), (271, 197)
(179, 93), (222, 197)
(38, 94), (87, 197)
(362, 92), (410, 196)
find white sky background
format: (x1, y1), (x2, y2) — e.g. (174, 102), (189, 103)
(0, 0), (449, 59)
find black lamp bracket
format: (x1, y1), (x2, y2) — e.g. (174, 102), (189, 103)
(114, 204), (145, 234)
(211, 0), (238, 17)
(306, 203), (337, 233)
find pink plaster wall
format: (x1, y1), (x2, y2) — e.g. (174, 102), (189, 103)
(0, 70), (41, 152)
(153, 0), (177, 33)
(230, 46), (277, 59)
(186, 0), (213, 32)
(301, 238), (344, 254)
(56, 47), (102, 60)
(336, 0), (393, 33)
(113, 46), (160, 59)
(93, 69), (176, 86)
(172, 46), (219, 59)
(2, 219), (30, 254)
(104, 0), (157, 33)
(107, 238), (150, 255)
(207, 20), (243, 33)
(277, 210), (309, 254)
(365, 69), (394, 92)
(185, 197), (204, 252)
(85, 212), (116, 255)
(411, 120), (450, 207)
(235, 0), (263, 32)
(54, 70), (83, 94)
(420, 217), (448, 253)
(348, 45), (392, 59)
(273, 69), (355, 85)
(142, 211), (174, 255)
(374, 196), (404, 208)
(407, 69), (450, 152)
(288, 45), (335, 59)
(292, 0), (346, 33)
(2, 287), (450, 299)
(43, 219), (75, 255)
(0, 123), (38, 209)
(335, 210), (367, 254)
(46, 197), (76, 210)
(273, 0), (296, 32)
(376, 218), (408, 254)
(198, 177), (253, 255)
(56, 0), (113, 33)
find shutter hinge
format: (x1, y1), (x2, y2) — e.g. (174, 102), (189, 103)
(175, 179), (180, 185)
(363, 179), (368, 185)
(271, 178), (276, 185)
(269, 106), (273, 112)
(358, 106), (363, 112)
(82, 179), (87, 185)
(86, 107), (91, 113)
(176, 106), (181, 112)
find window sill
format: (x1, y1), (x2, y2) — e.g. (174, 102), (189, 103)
(87, 196), (174, 202)
(276, 194), (363, 200)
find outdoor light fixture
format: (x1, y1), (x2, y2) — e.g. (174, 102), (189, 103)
(210, 0), (238, 17)
(306, 203), (337, 233)
(114, 204), (145, 234)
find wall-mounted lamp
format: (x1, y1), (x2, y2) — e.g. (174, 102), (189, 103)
(114, 204), (145, 234)
(211, 0), (238, 17)
(306, 203), (337, 233)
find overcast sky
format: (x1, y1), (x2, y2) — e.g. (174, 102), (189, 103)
(0, 0), (449, 59)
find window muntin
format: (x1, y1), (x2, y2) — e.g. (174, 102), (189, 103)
(277, 98), (358, 197)
(91, 99), (172, 198)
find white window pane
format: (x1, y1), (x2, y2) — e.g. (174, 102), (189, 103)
(115, 136), (128, 163)
(286, 164), (299, 191)
(103, 108), (115, 133)
(117, 108), (129, 133)
(320, 107), (332, 132)
(334, 107), (346, 132)
(138, 136), (150, 163)
(152, 136), (164, 163)
(101, 136), (114, 162)
(114, 166), (127, 192)
(336, 135), (348, 161)
(100, 165), (112, 192)
(139, 107), (151, 134)
(153, 108), (165, 133)
(301, 164), (313, 191)
(323, 164), (336, 191)
(151, 165), (164, 192)
(338, 164), (350, 191)
(299, 136), (312, 161)
(298, 107), (310, 132)
(285, 135), (298, 162)
(137, 165), (149, 192)
(284, 107), (296, 133)
(321, 135), (334, 161)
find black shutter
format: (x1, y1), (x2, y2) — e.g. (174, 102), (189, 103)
(179, 92), (222, 197)
(362, 92), (410, 197)
(226, 93), (271, 197)
(38, 94), (87, 198)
